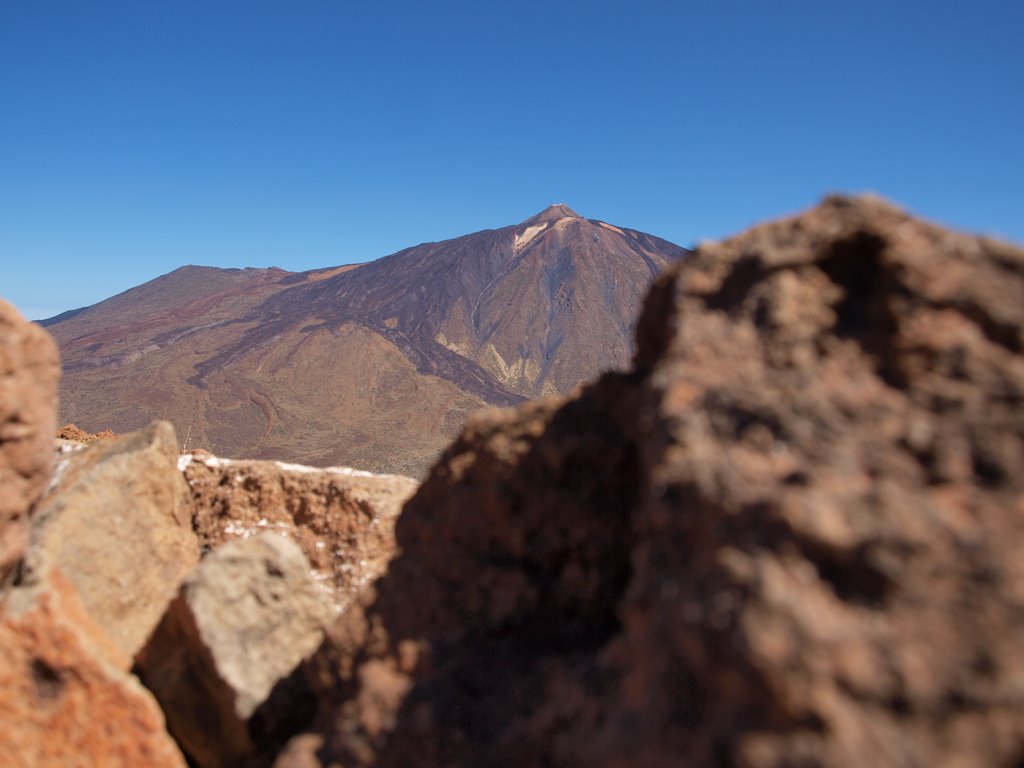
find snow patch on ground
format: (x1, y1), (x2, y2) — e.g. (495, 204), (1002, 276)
(273, 460), (396, 479)
(178, 452), (408, 482)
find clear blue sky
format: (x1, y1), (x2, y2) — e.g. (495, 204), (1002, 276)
(2, 1), (1021, 320)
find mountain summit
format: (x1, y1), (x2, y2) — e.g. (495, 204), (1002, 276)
(47, 208), (687, 475)
(521, 203), (581, 226)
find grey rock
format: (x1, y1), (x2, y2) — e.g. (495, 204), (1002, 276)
(136, 532), (333, 768)
(23, 420), (199, 657)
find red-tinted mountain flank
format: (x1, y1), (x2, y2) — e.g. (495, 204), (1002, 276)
(46, 206), (686, 475)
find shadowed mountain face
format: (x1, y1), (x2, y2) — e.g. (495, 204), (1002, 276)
(47, 206), (687, 475)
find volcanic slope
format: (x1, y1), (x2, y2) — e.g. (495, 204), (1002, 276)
(47, 205), (686, 476)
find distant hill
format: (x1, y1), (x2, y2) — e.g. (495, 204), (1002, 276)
(46, 205), (687, 475)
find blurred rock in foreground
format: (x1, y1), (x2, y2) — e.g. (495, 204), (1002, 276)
(291, 196), (1024, 768)
(0, 569), (187, 768)
(24, 420), (199, 658)
(0, 300), (59, 585)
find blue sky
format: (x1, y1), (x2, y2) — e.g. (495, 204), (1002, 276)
(2, 1), (1022, 320)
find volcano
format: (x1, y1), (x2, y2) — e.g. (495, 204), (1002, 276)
(46, 205), (687, 475)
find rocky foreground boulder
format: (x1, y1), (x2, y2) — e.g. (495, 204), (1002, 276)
(24, 420), (199, 657)
(0, 304), (187, 767)
(286, 196), (1024, 768)
(137, 533), (333, 768)
(0, 419), (198, 767)
(0, 568), (187, 768)
(0, 300), (59, 585)
(2, 357), (413, 764)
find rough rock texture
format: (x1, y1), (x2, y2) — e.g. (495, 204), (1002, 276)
(0, 300), (59, 585)
(23, 420), (199, 657)
(56, 422), (116, 443)
(180, 454), (417, 612)
(296, 197), (1024, 768)
(0, 566), (186, 768)
(136, 532), (334, 768)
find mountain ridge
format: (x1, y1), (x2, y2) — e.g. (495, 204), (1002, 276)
(47, 206), (688, 475)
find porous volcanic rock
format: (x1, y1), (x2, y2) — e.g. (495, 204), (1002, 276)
(136, 532), (334, 768)
(0, 566), (186, 768)
(0, 300), (59, 585)
(180, 454), (417, 612)
(56, 423), (116, 443)
(23, 420), (199, 657)
(294, 196), (1024, 768)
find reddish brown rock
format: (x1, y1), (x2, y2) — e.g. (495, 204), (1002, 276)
(301, 197), (1024, 767)
(271, 734), (325, 768)
(24, 420), (199, 657)
(0, 300), (59, 585)
(596, 195), (1024, 768)
(56, 423), (116, 443)
(180, 454), (417, 612)
(0, 566), (186, 768)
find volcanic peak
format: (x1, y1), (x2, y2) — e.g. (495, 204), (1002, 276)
(521, 203), (581, 226)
